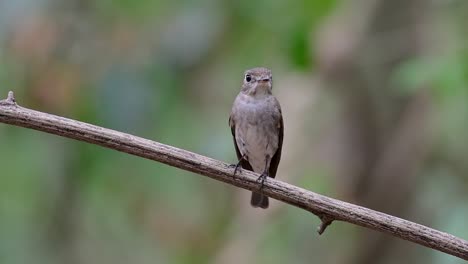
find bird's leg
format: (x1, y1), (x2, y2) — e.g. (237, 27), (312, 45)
(257, 170), (268, 190)
(229, 154), (246, 177)
(256, 155), (271, 190)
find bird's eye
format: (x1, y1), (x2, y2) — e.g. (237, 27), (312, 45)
(245, 74), (252, 82)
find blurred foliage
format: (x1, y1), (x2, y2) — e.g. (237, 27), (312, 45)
(0, 0), (468, 264)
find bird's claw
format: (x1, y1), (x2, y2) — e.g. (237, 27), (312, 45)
(256, 172), (268, 190)
(229, 163), (241, 177)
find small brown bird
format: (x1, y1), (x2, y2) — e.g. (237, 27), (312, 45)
(229, 67), (283, 209)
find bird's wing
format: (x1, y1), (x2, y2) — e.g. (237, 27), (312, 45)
(229, 114), (253, 171)
(268, 105), (283, 178)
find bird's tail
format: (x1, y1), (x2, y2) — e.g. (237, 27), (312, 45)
(250, 192), (269, 209)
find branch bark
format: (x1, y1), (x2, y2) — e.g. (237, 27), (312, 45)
(0, 91), (467, 260)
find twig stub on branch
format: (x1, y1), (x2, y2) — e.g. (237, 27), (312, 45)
(0, 91), (16, 106)
(317, 215), (334, 235)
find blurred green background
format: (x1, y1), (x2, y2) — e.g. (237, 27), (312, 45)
(1, 0), (468, 263)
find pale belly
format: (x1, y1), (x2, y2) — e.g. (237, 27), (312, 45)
(236, 122), (278, 173)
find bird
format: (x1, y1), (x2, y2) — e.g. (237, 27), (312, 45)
(229, 67), (283, 209)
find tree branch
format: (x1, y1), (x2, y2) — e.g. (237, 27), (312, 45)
(0, 91), (467, 260)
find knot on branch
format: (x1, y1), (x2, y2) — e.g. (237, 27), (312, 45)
(317, 215), (334, 235)
(0, 91), (17, 106)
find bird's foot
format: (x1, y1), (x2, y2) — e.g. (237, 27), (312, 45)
(256, 172), (268, 190)
(229, 163), (242, 177)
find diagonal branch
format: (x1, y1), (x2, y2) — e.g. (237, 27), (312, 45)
(0, 91), (467, 260)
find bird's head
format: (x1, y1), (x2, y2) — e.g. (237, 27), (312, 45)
(241, 67), (273, 97)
